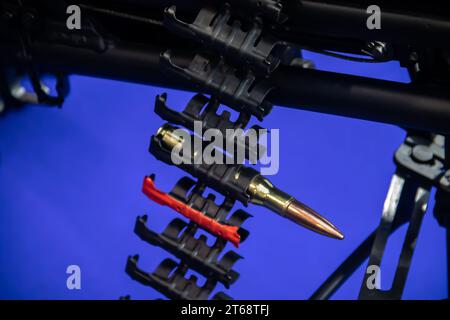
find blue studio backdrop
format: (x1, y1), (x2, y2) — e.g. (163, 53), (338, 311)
(0, 52), (447, 299)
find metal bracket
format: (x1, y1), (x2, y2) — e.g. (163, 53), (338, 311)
(0, 68), (70, 109)
(155, 93), (267, 161)
(149, 131), (257, 205)
(359, 134), (449, 299)
(164, 5), (290, 74)
(312, 134), (449, 300)
(358, 173), (430, 300)
(160, 51), (273, 121)
(126, 255), (232, 300)
(395, 134), (446, 186)
(130, 0), (292, 300)
(169, 177), (252, 233)
(135, 215), (244, 288)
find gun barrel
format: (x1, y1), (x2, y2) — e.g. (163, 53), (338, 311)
(2, 40), (450, 133)
(87, 0), (450, 48)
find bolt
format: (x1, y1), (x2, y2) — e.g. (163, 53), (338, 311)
(365, 41), (389, 60)
(411, 145), (433, 164)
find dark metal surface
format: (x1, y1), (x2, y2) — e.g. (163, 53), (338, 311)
(2, 0), (450, 132)
(289, 1), (450, 49)
(3, 40), (450, 133)
(84, 0), (450, 48)
(358, 174), (430, 299)
(2, 0), (450, 299)
(310, 173), (428, 300)
(163, 5), (290, 74)
(126, 255), (232, 300)
(160, 51), (274, 120)
(154, 93), (264, 161)
(134, 215), (243, 288)
(312, 133), (450, 300)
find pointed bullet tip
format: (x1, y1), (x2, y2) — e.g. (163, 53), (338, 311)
(285, 199), (345, 240)
(325, 223), (345, 240)
(330, 229), (345, 240)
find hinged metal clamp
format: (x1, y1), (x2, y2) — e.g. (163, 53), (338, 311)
(161, 51), (274, 120)
(155, 93), (267, 161)
(164, 5), (291, 74)
(126, 255), (232, 300)
(135, 214), (245, 288)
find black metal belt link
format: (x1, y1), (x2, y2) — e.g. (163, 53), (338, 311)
(394, 134), (446, 185)
(161, 51), (274, 120)
(155, 93), (267, 161)
(132, 176), (252, 288)
(149, 131), (259, 205)
(227, 0), (287, 23)
(164, 5), (290, 74)
(160, 3), (294, 121)
(170, 177), (252, 236)
(126, 255), (232, 300)
(127, 176), (252, 298)
(127, 0), (291, 300)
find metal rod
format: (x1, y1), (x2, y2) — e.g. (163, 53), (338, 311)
(289, 1), (450, 49)
(311, 169), (426, 300)
(2, 40), (450, 133)
(84, 0), (450, 48)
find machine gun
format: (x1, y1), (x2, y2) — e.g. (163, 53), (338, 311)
(1, 0), (449, 300)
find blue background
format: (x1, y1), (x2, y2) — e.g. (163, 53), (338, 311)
(0, 52), (447, 300)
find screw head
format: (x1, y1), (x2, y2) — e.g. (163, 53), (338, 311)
(365, 41), (389, 60)
(411, 145), (433, 163)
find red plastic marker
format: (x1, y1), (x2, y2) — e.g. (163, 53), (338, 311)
(142, 176), (241, 247)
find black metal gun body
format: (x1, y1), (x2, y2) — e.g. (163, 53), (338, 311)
(1, 0), (450, 133)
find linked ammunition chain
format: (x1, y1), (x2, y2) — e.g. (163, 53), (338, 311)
(126, 1), (294, 300)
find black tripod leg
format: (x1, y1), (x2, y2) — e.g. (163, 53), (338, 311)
(359, 173), (430, 300)
(309, 231), (376, 300)
(310, 171), (420, 300)
(433, 191), (450, 299)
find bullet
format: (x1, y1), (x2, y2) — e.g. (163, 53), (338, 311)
(247, 174), (344, 240)
(155, 123), (344, 240)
